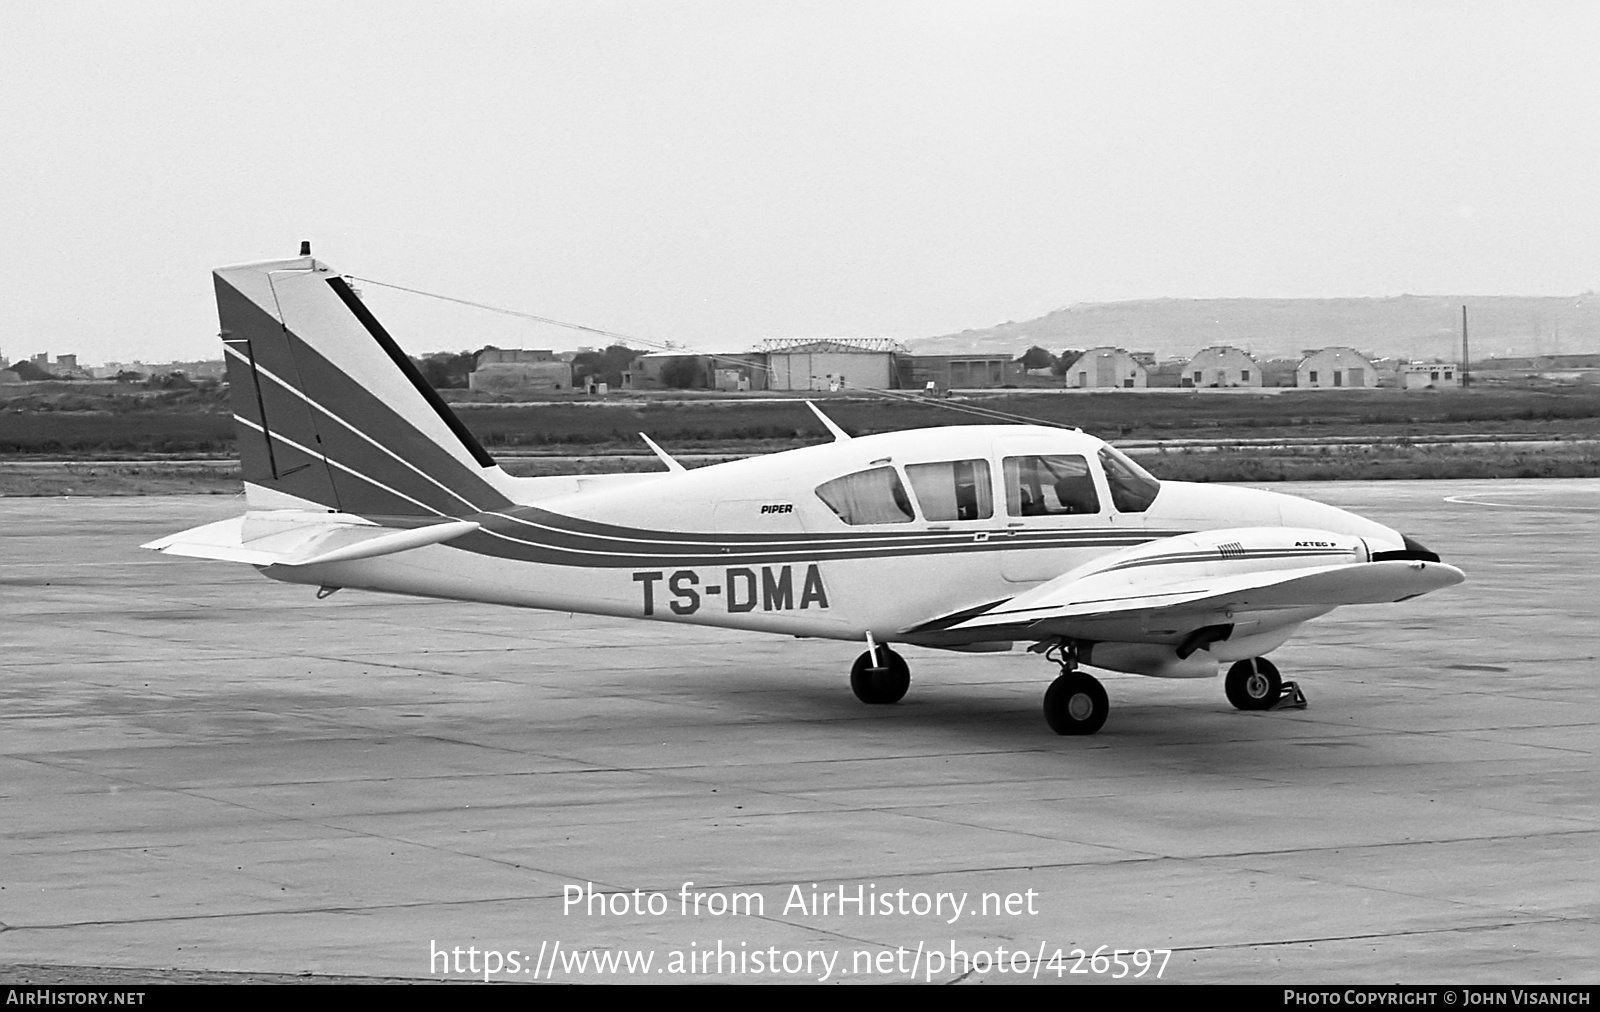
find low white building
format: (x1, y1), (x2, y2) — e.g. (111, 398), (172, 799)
(1183, 346), (1262, 388)
(1062, 347), (1147, 389)
(469, 361), (572, 394)
(1297, 347), (1376, 389)
(1399, 360), (1462, 390)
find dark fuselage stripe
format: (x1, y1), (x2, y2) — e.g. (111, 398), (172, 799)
(455, 527), (1174, 569)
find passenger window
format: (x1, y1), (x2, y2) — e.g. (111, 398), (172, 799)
(1003, 455), (1100, 516)
(1097, 446), (1161, 513)
(906, 459), (993, 521)
(815, 466), (915, 525)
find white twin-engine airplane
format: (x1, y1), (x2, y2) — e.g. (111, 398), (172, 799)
(146, 253), (1465, 735)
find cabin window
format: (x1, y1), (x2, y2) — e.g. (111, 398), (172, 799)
(906, 459), (993, 521)
(815, 466), (915, 525)
(1003, 455), (1100, 516)
(1097, 446), (1161, 513)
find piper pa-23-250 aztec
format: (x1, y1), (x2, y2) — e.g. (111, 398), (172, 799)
(146, 251), (1466, 735)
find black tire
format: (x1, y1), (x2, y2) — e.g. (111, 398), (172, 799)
(1225, 658), (1282, 710)
(1043, 671), (1109, 735)
(850, 647), (910, 704)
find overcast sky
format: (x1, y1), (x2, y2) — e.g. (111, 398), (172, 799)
(2, 1), (1596, 365)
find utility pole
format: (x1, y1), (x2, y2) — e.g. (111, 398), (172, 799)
(1461, 305), (1471, 389)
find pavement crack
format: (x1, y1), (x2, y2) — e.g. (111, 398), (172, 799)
(1173, 917), (1572, 955)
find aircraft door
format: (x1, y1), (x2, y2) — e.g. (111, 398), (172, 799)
(992, 438), (1115, 583)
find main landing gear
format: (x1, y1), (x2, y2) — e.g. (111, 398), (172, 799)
(1041, 642), (1109, 736)
(1224, 658), (1307, 711)
(850, 642), (911, 705)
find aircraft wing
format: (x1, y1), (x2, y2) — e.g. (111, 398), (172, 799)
(142, 511), (479, 568)
(916, 527), (1465, 647)
(943, 559), (1463, 636)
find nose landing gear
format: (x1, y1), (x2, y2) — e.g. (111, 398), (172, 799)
(1224, 657), (1306, 711)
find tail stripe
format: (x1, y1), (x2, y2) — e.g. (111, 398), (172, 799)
(234, 415), (452, 519)
(277, 324), (511, 514)
(223, 344), (485, 515)
(326, 276), (497, 469)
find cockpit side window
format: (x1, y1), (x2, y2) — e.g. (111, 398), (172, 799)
(905, 459), (993, 521)
(815, 466), (915, 525)
(1003, 454), (1101, 516)
(1097, 446), (1161, 513)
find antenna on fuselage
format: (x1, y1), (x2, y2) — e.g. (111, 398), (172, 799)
(639, 432), (686, 472)
(805, 401), (851, 442)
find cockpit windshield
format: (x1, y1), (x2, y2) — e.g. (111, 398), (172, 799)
(1097, 446), (1161, 513)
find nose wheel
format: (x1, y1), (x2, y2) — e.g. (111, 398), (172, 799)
(1224, 658), (1306, 711)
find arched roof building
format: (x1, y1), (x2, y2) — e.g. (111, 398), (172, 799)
(1297, 347), (1376, 388)
(1183, 346), (1262, 388)
(1061, 347), (1147, 389)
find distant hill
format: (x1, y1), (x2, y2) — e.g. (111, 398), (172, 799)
(910, 295), (1600, 363)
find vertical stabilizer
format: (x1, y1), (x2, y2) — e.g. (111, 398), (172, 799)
(215, 255), (515, 518)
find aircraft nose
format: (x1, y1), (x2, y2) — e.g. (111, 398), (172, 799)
(1370, 533), (1442, 563)
(1401, 534), (1441, 562)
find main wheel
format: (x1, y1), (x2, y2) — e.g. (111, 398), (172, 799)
(1225, 658), (1282, 710)
(850, 647), (910, 704)
(1043, 671), (1109, 735)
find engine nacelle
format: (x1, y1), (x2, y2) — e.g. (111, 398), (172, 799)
(1061, 526), (1370, 590)
(1082, 641), (1217, 679)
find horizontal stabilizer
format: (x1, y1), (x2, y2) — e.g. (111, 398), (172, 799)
(141, 512), (479, 568)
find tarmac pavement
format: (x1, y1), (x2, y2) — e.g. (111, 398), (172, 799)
(1, 480), (1595, 984)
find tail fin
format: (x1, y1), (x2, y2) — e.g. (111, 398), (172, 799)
(215, 254), (515, 518)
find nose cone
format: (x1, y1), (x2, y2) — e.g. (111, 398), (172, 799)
(1371, 533), (1442, 563)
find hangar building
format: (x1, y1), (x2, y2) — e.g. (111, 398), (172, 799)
(1062, 347), (1147, 389)
(1298, 347), (1376, 388)
(906, 355), (1027, 390)
(1184, 346), (1262, 388)
(763, 338), (902, 392)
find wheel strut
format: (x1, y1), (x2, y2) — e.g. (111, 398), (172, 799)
(1037, 639), (1108, 736)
